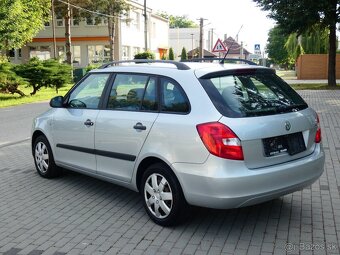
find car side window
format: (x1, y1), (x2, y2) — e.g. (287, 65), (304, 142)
(160, 78), (189, 113)
(67, 73), (110, 109)
(107, 74), (157, 111)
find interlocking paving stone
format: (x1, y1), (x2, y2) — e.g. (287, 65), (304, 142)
(1, 90), (340, 254)
(3, 248), (22, 255)
(320, 185), (330, 191)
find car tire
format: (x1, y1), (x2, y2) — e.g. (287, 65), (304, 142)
(141, 163), (189, 226)
(33, 135), (61, 178)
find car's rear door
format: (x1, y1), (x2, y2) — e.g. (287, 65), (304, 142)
(95, 73), (159, 182)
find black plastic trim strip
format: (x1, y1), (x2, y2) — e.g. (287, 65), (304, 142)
(56, 144), (136, 162)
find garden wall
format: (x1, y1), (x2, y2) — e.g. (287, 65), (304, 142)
(296, 54), (340, 79)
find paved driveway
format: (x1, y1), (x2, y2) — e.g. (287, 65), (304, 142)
(0, 91), (339, 255)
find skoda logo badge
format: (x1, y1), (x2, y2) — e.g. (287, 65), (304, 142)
(285, 121), (291, 131)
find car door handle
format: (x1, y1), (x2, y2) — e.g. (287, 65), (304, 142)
(84, 119), (94, 127)
(133, 122), (146, 130)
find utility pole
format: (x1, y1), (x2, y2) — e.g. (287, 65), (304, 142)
(199, 18), (204, 58)
(51, 0), (57, 59)
(210, 28), (214, 51)
(240, 41), (244, 59)
(143, 0), (148, 51)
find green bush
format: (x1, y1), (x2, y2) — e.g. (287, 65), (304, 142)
(168, 47), (175, 60)
(85, 63), (101, 73)
(0, 62), (26, 97)
(181, 47), (187, 61)
(15, 57), (72, 95)
(43, 59), (72, 93)
(134, 51), (155, 59)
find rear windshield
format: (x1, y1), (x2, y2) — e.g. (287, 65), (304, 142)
(199, 69), (308, 118)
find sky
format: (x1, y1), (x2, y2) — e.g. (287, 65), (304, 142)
(143, 0), (276, 54)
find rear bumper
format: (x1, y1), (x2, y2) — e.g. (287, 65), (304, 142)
(173, 145), (325, 209)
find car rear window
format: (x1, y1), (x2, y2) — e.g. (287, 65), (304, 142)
(199, 69), (308, 117)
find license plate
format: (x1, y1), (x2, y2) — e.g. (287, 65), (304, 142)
(263, 132), (306, 157)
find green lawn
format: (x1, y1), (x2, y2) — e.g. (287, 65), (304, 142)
(0, 84), (73, 108)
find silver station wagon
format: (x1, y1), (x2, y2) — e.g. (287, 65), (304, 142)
(32, 59), (325, 226)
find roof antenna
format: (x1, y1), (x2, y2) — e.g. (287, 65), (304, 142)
(220, 25), (243, 64)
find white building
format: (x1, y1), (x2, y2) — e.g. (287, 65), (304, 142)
(169, 27), (216, 59)
(13, 1), (169, 67)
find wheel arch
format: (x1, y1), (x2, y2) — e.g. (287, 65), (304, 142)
(31, 130), (49, 155)
(136, 156), (183, 193)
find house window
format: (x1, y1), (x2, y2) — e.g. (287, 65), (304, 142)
(72, 16), (80, 26)
(57, 46), (65, 59)
(56, 12), (64, 27)
(86, 16), (94, 25)
(86, 16), (106, 26)
(88, 45), (110, 63)
(152, 22), (156, 38)
(104, 45), (110, 61)
(72, 46), (81, 65)
(133, 47), (140, 58)
(131, 11), (140, 30)
(122, 46), (130, 60)
(56, 45), (81, 65)
(44, 21), (50, 27)
(30, 46), (51, 60)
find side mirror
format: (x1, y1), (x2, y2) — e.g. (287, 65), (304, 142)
(50, 96), (64, 108)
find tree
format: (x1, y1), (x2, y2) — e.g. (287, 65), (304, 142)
(254, 0), (339, 86)
(285, 25), (329, 61)
(0, 0), (50, 52)
(266, 26), (291, 68)
(53, 0), (92, 64)
(90, 0), (130, 61)
(181, 47), (188, 61)
(301, 25), (329, 54)
(158, 12), (198, 28)
(168, 47), (175, 60)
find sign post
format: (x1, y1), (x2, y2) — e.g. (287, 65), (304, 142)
(254, 44), (261, 55)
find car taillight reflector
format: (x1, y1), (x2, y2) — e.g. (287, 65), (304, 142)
(196, 122), (244, 160)
(315, 114), (321, 143)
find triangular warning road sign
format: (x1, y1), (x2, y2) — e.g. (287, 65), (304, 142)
(212, 39), (227, 52)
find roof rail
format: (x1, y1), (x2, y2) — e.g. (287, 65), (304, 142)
(182, 58), (257, 66)
(99, 59), (191, 70)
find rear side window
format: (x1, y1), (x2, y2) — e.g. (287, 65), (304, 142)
(199, 70), (307, 117)
(107, 74), (157, 111)
(160, 78), (190, 113)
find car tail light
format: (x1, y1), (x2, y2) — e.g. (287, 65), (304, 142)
(196, 122), (244, 160)
(315, 114), (321, 143)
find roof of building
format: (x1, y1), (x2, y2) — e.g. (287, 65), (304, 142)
(187, 48), (217, 58)
(223, 37), (251, 55)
